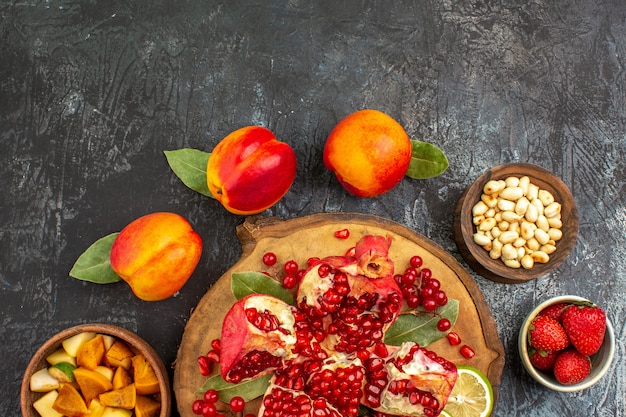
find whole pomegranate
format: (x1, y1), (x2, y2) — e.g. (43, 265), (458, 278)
(217, 235), (457, 417)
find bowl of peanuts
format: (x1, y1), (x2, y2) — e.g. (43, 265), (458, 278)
(453, 163), (579, 283)
(21, 323), (171, 417)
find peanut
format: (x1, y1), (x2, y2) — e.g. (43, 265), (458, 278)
(470, 175), (564, 270)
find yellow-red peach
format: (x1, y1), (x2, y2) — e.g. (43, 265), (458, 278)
(324, 109), (412, 197)
(207, 126), (297, 215)
(110, 212), (202, 301)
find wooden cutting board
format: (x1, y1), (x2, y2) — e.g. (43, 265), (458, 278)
(174, 213), (505, 416)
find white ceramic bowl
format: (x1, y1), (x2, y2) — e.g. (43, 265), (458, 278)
(518, 295), (615, 392)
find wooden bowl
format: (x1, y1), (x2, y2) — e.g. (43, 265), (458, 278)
(21, 323), (171, 417)
(518, 295), (615, 391)
(453, 163), (579, 283)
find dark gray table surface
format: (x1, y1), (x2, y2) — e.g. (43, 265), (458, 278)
(1, 1), (624, 416)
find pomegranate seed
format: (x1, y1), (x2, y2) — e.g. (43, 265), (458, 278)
(197, 356), (211, 376)
(406, 294), (420, 308)
(307, 257), (321, 267)
(437, 318), (451, 332)
(204, 389), (219, 403)
(284, 260), (299, 275)
(446, 332), (461, 346)
(230, 396), (246, 412)
(211, 339), (221, 352)
(201, 402), (217, 417)
(334, 228), (350, 239)
(422, 297), (437, 312)
(460, 344), (476, 359)
(345, 246), (356, 256)
(282, 273), (298, 289)
(192, 400), (205, 415)
(409, 255), (423, 268)
(262, 252), (277, 266)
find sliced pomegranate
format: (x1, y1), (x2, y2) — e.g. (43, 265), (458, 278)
(362, 342), (458, 417)
(296, 235), (402, 355)
(220, 294), (298, 383)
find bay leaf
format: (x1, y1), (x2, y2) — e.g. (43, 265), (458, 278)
(164, 148), (214, 198)
(231, 271), (295, 305)
(383, 298), (459, 346)
(196, 373), (271, 402)
(69, 233), (121, 284)
(405, 140), (449, 179)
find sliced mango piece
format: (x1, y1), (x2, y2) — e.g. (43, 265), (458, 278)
(77, 334), (106, 370)
(33, 389), (63, 417)
(131, 354), (160, 395)
(46, 348), (77, 366)
(99, 383), (136, 409)
(101, 407), (133, 417)
(30, 368), (61, 393)
(62, 331), (96, 357)
(112, 366), (133, 390)
(48, 362), (76, 383)
(73, 367), (113, 403)
(105, 339), (135, 370)
(135, 395), (162, 417)
(52, 384), (89, 416)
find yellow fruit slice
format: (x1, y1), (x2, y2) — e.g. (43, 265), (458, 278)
(444, 366), (494, 417)
(131, 354), (160, 395)
(135, 395), (161, 417)
(52, 384), (89, 416)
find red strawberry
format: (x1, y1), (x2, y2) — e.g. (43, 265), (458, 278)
(528, 348), (559, 372)
(553, 349), (591, 385)
(562, 303), (606, 356)
(538, 302), (569, 323)
(528, 315), (569, 351)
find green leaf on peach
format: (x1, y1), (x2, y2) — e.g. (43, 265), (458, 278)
(164, 148), (214, 198)
(406, 140), (449, 179)
(69, 233), (121, 284)
(231, 271), (295, 305)
(196, 373), (271, 402)
(384, 298), (459, 346)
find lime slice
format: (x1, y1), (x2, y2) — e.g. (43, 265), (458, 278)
(444, 365), (494, 417)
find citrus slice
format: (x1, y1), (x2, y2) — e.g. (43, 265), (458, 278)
(444, 365), (494, 417)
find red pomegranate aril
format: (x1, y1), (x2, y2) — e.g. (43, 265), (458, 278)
(410, 255), (423, 268)
(202, 402), (217, 417)
(307, 257), (321, 267)
(283, 273), (298, 289)
(192, 400), (205, 415)
(437, 318), (451, 332)
(435, 290), (448, 306)
(334, 228), (350, 239)
(284, 260), (299, 275)
(211, 339), (221, 352)
(460, 345), (476, 359)
(422, 297), (437, 312)
(263, 252), (278, 266)
(446, 331), (461, 346)
(317, 264), (331, 278)
(204, 389), (219, 403)
(230, 396), (246, 412)
(406, 294), (420, 309)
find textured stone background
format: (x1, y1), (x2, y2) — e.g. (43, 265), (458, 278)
(1, 1), (624, 415)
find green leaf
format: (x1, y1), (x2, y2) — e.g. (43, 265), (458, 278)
(405, 140), (449, 179)
(231, 271), (295, 305)
(196, 373), (271, 402)
(164, 148), (214, 198)
(69, 233), (122, 284)
(384, 299), (459, 346)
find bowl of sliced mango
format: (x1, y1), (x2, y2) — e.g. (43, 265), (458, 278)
(21, 323), (171, 417)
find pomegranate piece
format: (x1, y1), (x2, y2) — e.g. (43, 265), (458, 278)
(297, 236), (402, 354)
(220, 294), (298, 383)
(362, 342), (458, 417)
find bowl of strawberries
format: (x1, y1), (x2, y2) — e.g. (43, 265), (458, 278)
(518, 295), (615, 392)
